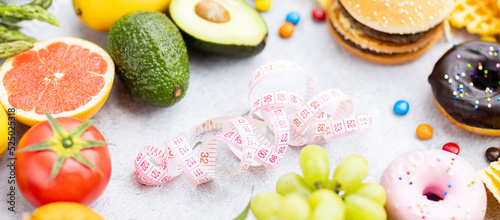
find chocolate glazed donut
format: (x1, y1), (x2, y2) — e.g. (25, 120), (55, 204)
(428, 41), (500, 135)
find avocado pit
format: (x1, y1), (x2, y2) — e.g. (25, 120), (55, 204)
(195, 0), (230, 23)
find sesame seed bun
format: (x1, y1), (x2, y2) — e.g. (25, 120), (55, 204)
(339, 0), (453, 34)
(327, 0), (448, 64)
(327, 12), (443, 65)
(329, 3), (443, 54)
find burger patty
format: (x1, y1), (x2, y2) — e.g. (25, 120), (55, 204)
(339, 2), (428, 44)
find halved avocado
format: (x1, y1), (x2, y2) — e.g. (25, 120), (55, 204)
(169, 0), (268, 57)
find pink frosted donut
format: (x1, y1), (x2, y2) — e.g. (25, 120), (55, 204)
(380, 149), (486, 220)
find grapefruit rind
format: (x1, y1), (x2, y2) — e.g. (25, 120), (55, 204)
(0, 37), (114, 126)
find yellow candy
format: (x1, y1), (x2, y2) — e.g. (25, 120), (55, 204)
(255, 0), (271, 12)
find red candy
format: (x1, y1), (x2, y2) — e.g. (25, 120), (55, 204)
(442, 142), (460, 155)
(312, 8), (325, 21)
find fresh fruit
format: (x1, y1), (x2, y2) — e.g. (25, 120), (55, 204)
(311, 8), (325, 21)
(299, 145), (330, 189)
(255, 0), (272, 12)
(276, 172), (313, 197)
(0, 109), (9, 158)
(169, 0), (268, 57)
(310, 203), (344, 220)
(0, 2), (59, 58)
(331, 155), (368, 192)
(250, 192), (283, 220)
(22, 202), (104, 220)
(15, 111), (111, 207)
(107, 11), (189, 108)
(308, 189), (344, 211)
(0, 37), (115, 126)
(279, 22), (295, 38)
(250, 148), (386, 220)
(344, 195), (387, 220)
(72, 0), (170, 32)
(343, 183), (386, 206)
(279, 194), (310, 220)
(416, 123), (433, 139)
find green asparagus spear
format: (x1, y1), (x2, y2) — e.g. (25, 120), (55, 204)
(27, 0), (53, 10)
(0, 22), (22, 30)
(0, 41), (33, 59)
(0, 25), (36, 42)
(0, 4), (59, 26)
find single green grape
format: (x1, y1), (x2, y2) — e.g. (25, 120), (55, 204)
(250, 192), (284, 220)
(331, 154), (368, 192)
(343, 182), (387, 206)
(279, 194), (310, 220)
(310, 203), (345, 220)
(344, 194), (387, 220)
(299, 145), (330, 189)
(276, 172), (314, 197)
(307, 188), (344, 211)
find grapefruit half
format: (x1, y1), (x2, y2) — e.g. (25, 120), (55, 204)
(0, 37), (114, 126)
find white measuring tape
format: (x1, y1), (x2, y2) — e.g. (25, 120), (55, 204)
(134, 61), (373, 185)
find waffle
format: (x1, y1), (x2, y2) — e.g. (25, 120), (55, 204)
(479, 161), (500, 203)
(449, 0), (500, 41)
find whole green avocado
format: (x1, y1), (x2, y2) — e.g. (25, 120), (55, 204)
(107, 10), (189, 108)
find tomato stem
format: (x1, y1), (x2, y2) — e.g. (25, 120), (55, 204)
(62, 138), (73, 148)
(16, 109), (108, 182)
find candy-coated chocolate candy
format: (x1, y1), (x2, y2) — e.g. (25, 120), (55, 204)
(442, 142), (460, 155)
(256, 0), (272, 12)
(312, 8), (325, 21)
(279, 22), (295, 38)
(486, 147), (500, 162)
(286, 12), (300, 25)
(393, 100), (409, 115)
(416, 124), (433, 140)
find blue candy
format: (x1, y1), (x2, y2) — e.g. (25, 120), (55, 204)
(393, 100), (409, 115)
(286, 12), (300, 25)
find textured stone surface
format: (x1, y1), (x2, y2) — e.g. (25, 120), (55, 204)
(0, 0), (498, 219)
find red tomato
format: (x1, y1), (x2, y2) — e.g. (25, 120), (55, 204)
(15, 117), (111, 207)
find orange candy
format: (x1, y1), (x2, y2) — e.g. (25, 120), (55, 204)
(416, 124), (433, 140)
(279, 22), (294, 38)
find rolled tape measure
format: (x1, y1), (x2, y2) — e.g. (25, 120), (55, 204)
(134, 61), (373, 185)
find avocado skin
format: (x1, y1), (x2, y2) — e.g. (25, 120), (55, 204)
(182, 31), (268, 57)
(107, 10), (189, 108)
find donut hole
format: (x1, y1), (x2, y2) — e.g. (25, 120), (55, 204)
(472, 63), (499, 90)
(422, 186), (445, 202)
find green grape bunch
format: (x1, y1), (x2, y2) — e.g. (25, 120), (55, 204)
(0, 0), (59, 59)
(249, 145), (388, 220)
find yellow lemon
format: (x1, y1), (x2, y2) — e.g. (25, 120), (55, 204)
(72, 0), (171, 32)
(22, 202), (104, 220)
(0, 109), (8, 158)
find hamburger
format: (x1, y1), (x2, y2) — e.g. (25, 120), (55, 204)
(327, 0), (453, 65)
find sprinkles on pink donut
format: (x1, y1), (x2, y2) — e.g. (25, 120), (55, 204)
(380, 149), (486, 220)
